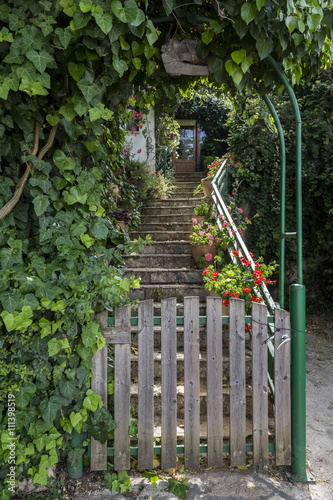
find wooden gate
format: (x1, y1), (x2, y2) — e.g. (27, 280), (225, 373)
(90, 297), (291, 471)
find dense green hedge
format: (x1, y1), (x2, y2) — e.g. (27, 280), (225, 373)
(226, 67), (333, 309)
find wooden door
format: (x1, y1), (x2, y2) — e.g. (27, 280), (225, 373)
(174, 124), (197, 172)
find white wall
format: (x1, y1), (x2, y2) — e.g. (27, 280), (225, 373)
(125, 106), (155, 173)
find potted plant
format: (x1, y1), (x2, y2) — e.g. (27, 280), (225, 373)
(109, 209), (132, 230)
(202, 251), (277, 313)
(189, 221), (231, 267)
(200, 157), (225, 197)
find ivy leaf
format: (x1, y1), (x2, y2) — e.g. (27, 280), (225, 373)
(33, 195), (50, 216)
(256, 37), (274, 60)
(202, 29), (214, 45)
(16, 383), (37, 409)
(231, 49), (246, 65)
(208, 58), (222, 83)
(46, 114), (61, 126)
(55, 27), (73, 49)
(63, 187), (87, 205)
(40, 396), (62, 426)
(165, 478), (189, 499)
(113, 55), (128, 77)
(232, 67), (243, 86)
(241, 2), (257, 24)
(92, 12), (113, 34)
(72, 96), (90, 116)
(0, 5), (11, 19)
(26, 49), (54, 73)
(111, 0), (138, 24)
(225, 59), (238, 76)
(129, 8), (145, 27)
(1, 292), (21, 314)
(21, 26), (43, 52)
(90, 218), (109, 239)
(60, 379), (77, 400)
(80, 234), (95, 248)
(82, 323), (99, 347)
(77, 171), (96, 194)
(68, 62), (85, 82)
(53, 150), (76, 171)
(77, 79), (101, 103)
(145, 60), (156, 76)
(285, 15), (297, 34)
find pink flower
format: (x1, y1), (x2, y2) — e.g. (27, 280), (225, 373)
(205, 253), (213, 261)
(208, 234), (214, 239)
(208, 224), (212, 229)
(192, 218), (197, 224)
(216, 238), (221, 243)
(137, 149), (142, 154)
(238, 208), (243, 214)
(212, 211), (216, 217)
(222, 221), (228, 228)
(208, 240), (213, 246)
(199, 231), (205, 237)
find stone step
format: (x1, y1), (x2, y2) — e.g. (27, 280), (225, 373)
(173, 189), (201, 197)
(130, 231), (191, 241)
(123, 253), (195, 268)
(124, 267), (203, 284)
(135, 222), (193, 232)
(140, 214), (194, 224)
(174, 173), (205, 180)
(148, 198), (200, 208)
(131, 301), (207, 316)
(141, 205), (196, 216)
(174, 181), (202, 188)
(137, 241), (192, 254)
(128, 283), (209, 301)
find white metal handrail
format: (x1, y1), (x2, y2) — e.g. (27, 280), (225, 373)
(212, 159), (277, 315)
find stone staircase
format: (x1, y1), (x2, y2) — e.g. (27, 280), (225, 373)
(125, 172), (208, 302)
(122, 172), (274, 444)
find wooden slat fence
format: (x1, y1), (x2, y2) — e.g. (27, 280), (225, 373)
(91, 296), (291, 470)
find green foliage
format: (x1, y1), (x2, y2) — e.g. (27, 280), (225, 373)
(105, 470), (132, 494)
(165, 477), (190, 499)
(226, 68), (333, 308)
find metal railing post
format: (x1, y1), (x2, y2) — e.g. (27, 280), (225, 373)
(262, 95), (286, 309)
(289, 285), (314, 481)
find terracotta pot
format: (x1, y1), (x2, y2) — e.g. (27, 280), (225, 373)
(201, 176), (213, 197)
(191, 244), (217, 267)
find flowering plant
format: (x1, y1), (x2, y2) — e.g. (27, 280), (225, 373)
(206, 157), (225, 177)
(202, 250), (276, 312)
(109, 209), (132, 223)
(190, 220), (231, 248)
(151, 171), (174, 199)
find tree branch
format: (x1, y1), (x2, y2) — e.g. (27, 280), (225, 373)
(0, 122), (59, 221)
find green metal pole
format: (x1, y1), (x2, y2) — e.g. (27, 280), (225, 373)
(267, 56), (303, 285)
(289, 285), (313, 481)
(263, 94), (286, 309)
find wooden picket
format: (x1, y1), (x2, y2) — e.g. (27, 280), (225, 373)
(90, 296), (291, 471)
